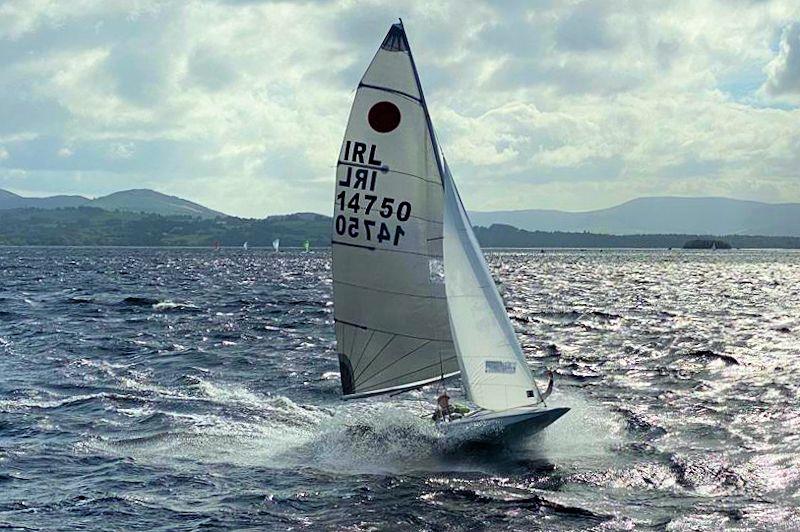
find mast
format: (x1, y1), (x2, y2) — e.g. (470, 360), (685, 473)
(397, 20), (446, 188)
(397, 21), (450, 384)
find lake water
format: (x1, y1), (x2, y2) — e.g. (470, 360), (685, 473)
(1, 248), (799, 530)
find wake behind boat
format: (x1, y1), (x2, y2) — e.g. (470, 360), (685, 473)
(331, 21), (567, 444)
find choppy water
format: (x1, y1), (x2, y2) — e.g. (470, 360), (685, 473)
(1, 248), (799, 531)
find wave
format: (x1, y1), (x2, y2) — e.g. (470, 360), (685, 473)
(120, 296), (160, 306)
(84, 380), (629, 480)
(0, 391), (146, 413)
(683, 349), (740, 366)
(152, 300), (200, 312)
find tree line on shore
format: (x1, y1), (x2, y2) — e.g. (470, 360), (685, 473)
(1, 207), (798, 248)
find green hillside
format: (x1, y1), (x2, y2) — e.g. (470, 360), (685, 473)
(0, 208), (329, 247)
(1, 208), (799, 248)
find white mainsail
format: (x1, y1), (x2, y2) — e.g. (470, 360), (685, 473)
(272, 238), (280, 252)
(442, 161), (542, 411)
(332, 22), (458, 398)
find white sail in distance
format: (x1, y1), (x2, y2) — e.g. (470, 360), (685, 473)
(332, 22), (458, 399)
(442, 161), (542, 411)
(272, 238), (280, 252)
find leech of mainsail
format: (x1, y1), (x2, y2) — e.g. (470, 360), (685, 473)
(332, 22), (458, 398)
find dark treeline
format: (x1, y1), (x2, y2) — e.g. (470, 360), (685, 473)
(473, 224), (800, 249)
(2, 208), (799, 248)
(0, 207), (330, 247)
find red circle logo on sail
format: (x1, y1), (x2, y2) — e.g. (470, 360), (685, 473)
(368, 101), (401, 133)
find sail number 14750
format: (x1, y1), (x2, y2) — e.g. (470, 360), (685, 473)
(335, 191), (410, 246)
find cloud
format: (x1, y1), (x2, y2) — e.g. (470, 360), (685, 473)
(761, 22), (800, 100)
(555, 1), (619, 52)
(0, 0), (798, 217)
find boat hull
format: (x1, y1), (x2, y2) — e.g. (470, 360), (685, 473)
(438, 406), (569, 444)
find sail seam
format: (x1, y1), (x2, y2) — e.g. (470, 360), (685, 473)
(408, 214), (443, 225)
(340, 164), (440, 185)
(337, 161), (388, 172)
(337, 159), (441, 185)
(341, 370), (459, 401)
(331, 240), (376, 251)
(390, 168), (442, 185)
(352, 329), (376, 370)
(333, 279), (447, 299)
(363, 356), (460, 391)
(357, 339), (432, 385)
(358, 82), (421, 103)
(354, 334), (397, 383)
(334, 317), (452, 342)
(332, 240), (441, 258)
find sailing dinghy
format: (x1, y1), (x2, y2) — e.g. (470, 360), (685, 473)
(332, 21), (567, 443)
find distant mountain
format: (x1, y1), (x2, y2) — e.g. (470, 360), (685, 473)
(91, 189), (226, 218)
(0, 189), (89, 209)
(265, 212), (329, 222)
(469, 197), (800, 237)
(0, 189), (227, 219)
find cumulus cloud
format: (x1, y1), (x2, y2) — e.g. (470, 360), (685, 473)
(0, 0), (798, 216)
(762, 22), (800, 99)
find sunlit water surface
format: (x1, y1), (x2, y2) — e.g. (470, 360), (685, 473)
(1, 248), (799, 530)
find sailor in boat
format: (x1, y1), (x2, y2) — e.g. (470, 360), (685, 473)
(432, 392), (452, 421)
(431, 391), (470, 422)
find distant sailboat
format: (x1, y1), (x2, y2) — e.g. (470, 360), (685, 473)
(331, 22), (566, 442)
(243, 241), (248, 250)
(273, 238), (280, 252)
(303, 240), (310, 253)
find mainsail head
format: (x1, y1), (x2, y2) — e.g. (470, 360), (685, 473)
(332, 22), (458, 399)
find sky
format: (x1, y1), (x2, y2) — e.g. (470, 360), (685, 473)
(1, 0), (799, 218)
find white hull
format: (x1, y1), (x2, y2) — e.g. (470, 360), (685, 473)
(438, 406), (569, 444)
